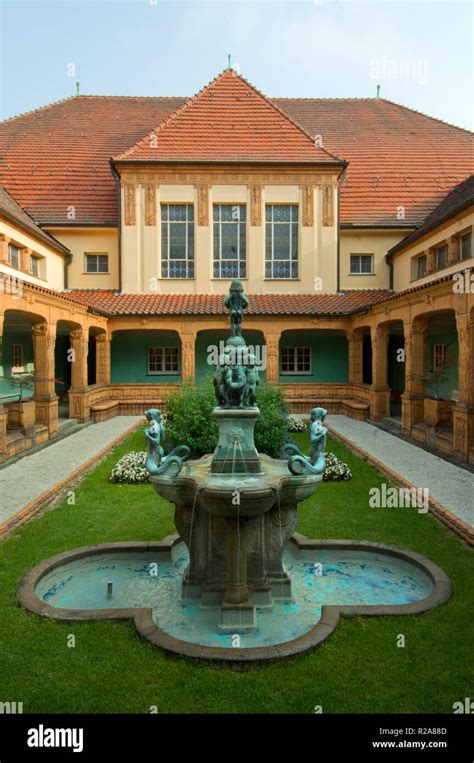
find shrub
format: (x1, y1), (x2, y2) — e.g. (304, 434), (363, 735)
(165, 378), (218, 457)
(254, 382), (288, 457)
(165, 377), (288, 458)
(287, 416), (307, 433)
(110, 451), (149, 483)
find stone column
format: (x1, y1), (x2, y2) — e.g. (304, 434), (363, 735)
(369, 325), (390, 420)
(347, 329), (363, 384)
(68, 328), (90, 421)
(401, 319), (426, 434)
(0, 234), (10, 264)
(265, 332), (281, 383)
(426, 247), (436, 274)
(181, 333), (196, 383)
(32, 322), (58, 435)
(453, 312), (474, 461)
(95, 333), (111, 385)
(447, 235), (459, 266)
(20, 247), (32, 272)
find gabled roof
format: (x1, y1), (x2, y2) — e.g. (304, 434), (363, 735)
(64, 289), (390, 317)
(113, 69), (343, 165)
(0, 88), (472, 227)
(0, 185), (70, 255)
(387, 175), (474, 257)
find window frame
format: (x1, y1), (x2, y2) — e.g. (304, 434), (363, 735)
(161, 203), (195, 279)
(435, 244), (448, 270)
(8, 244), (20, 269)
(213, 203), (246, 279)
(433, 343), (447, 371)
(147, 346), (179, 375)
(350, 254), (374, 275)
(84, 252), (109, 274)
(280, 346), (312, 376)
(11, 343), (24, 372)
(30, 255), (41, 277)
(265, 204), (299, 280)
(460, 231), (472, 262)
(416, 254), (427, 279)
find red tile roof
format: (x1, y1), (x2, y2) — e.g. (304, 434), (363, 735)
(64, 289), (390, 317)
(0, 185), (70, 255)
(0, 84), (472, 227)
(114, 69), (342, 165)
(387, 175), (474, 257)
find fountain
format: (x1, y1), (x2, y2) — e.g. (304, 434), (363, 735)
(17, 281), (452, 664)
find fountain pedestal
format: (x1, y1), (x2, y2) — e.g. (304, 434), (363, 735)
(211, 407), (261, 474)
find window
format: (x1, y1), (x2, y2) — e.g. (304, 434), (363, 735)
(435, 244), (448, 270)
(85, 253), (109, 273)
(161, 204), (194, 278)
(461, 231), (472, 261)
(8, 244), (20, 269)
(11, 344), (24, 372)
(148, 347), (179, 375)
(433, 344), (446, 370)
(417, 255), (427, 279)
(350, 254), (373, 274)
(265, 205), (298, 279)
(213, 204), (246, 279)
(30, 255), (40, 277)
(281, 347), (311, 375)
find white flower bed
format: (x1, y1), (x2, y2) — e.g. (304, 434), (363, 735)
(323, 452), (352, 481)
(110, 451), (149, 483)
(287, 416), (307, 433)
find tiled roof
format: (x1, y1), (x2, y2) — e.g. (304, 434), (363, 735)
(387, 175), (474, 257)
(0, 88), (472, 227)
(278, 98), (473, 226)
(64, 289), (390, 317)
(0, 185), (70, 255)
(114, 69), (342, 165)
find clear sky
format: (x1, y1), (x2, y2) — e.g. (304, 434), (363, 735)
(0, 0), (472, 130)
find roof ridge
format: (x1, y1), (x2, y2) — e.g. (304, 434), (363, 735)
(113, 68), (344, 164)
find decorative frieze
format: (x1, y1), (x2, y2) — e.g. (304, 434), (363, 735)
(124, 185), (136, 226)
(322, 185), (334, 227)
(301, 185), (314, 227)
(250, 185), (262, 227)
(196, 184), (209, 226)
(144, 185), (156, 226)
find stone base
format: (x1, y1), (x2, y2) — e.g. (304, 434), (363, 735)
(218, 600), (256, 631)
(269, 574), (293, 601)
(211, 406), (262, 474)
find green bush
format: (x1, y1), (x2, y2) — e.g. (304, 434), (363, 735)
(165, 377), (288, 458)
(165, 378), (218, 457)
(254, 381), (288, 457)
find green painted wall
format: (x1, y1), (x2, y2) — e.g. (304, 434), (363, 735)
(0, 329), (34, 402)
(279, 330), (348, 383)
(425, 331), (458, 400)
(388, 334), (405, 392)
(195, 330), (266, 385)
(111, 330), (181, 383)
(54, 334), (71, 396)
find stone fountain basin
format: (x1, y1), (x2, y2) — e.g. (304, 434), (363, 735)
(150, 453), (323, 518)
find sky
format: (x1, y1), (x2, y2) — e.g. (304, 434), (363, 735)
(0, 0), (473, 130)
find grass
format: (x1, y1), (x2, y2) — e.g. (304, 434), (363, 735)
(0, 427), (472, 714)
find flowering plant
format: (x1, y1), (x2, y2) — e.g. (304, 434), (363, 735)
(110, 451), (149, 483)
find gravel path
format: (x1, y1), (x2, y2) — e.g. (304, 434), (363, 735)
(328, 415), (473, 528)
(0, 416), (142, 524)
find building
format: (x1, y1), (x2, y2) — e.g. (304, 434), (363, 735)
(0, 68), (473, 463)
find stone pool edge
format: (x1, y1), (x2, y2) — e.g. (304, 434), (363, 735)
(16, 532), (453, 666)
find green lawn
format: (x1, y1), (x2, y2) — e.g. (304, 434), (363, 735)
(0, 428), (472, 714)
